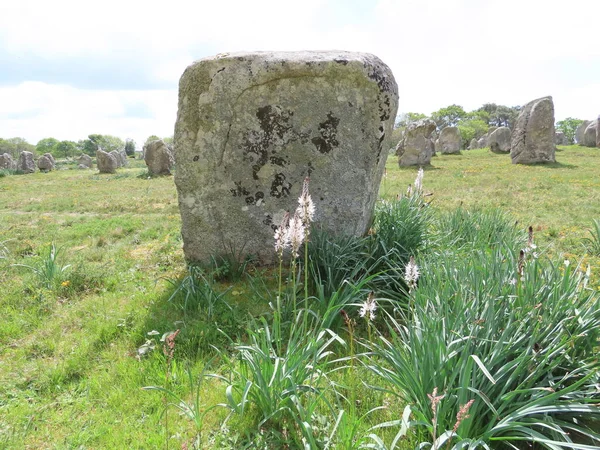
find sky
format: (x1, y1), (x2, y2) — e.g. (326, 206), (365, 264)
(1, 0), (599, 150)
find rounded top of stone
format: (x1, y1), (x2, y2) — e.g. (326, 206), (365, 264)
(184, 50), (397, 95)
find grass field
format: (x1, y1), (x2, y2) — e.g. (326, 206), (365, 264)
(1, 146), (599, 449)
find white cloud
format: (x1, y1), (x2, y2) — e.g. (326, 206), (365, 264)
(0, 0), (599, 145)
(0, 82), (176, 147)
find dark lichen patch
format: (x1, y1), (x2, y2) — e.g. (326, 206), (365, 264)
(311, 112), (340, 154)
(270, 172), (292, 198)
(262, 215), (273, 227)
(230, 181), (250, 197)
(193, 155), (200, 162)
(241, 105), (294, 180)
(269, 155), (288, 167)
(334, 58), (348, 65)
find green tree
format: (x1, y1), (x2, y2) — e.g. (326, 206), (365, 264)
(79, 134), (125, 156)
(124, 139), (136, 157)
(396, 112), (428, 128)
(36, 137), (59, 156)
(457, 119), (489, 148)
(55, 141), (77, 158)
(478, 104), (520, 129)
(0, 137), (35, 158)
(556, 117), (583, 144)
(162, 136), (174, 146)
(431, 104), (466, 129)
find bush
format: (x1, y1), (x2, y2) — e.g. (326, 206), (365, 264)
(368, 249), (600, 449)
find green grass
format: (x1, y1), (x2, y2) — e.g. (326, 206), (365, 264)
(0, 147), (599, 448)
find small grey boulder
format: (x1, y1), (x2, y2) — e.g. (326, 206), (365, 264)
(489, 127), (511, 153)
(77, 154), (93, 168)
(144, 139), (174, 175)
(438, 127), (461, 154)
(583, 121), (598, 147)
(17, 151), (36, 173)
(576, 120), (592, 145)
(396, 119), (436, 166)
(97, 150), (118, 174)
(0, 153), (16, 170)
(510, 96), (556, 164)
(37, 153), (55, 171)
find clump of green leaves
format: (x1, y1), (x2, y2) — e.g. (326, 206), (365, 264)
(14, 242), (71, 289)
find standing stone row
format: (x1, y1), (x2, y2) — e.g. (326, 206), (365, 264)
(578, 117), (600, 147)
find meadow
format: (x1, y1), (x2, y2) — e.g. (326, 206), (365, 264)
(0, 146), (599, 449)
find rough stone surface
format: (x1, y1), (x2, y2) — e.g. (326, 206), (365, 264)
(0, 153), (16, 169)
(477, 136), (486, 148)
(583, 121), (598, 147)
(395, 119), (436, 166)
(17, 151), (35, 173)
(109, 150), (126, 168)
(489, 127), (511, 153)
(597, 117), (600, 148)
(144, 139), (174, 175)
(438, 127), (461, 154)
(468, 138), (478, 150)
(97, 150), (118, 173)
(554, 131), (568, 146)
(37, 153), (55, 171)
(77, 154), (93, 168)
(77, 164), (89, 170)
(174, 51), (398, 264)
(510, 96), (556, 164)
(576, 120), (592, 145)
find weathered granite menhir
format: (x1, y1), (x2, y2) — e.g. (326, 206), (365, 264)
(510, 96), (556, 164)
(174, 51), (398, 264)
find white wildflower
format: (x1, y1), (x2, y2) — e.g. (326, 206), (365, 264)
(286, 211), (305, 258)
(359, 292), (377, 321)
(564, 259), (570, 267)
(414, 167), (424, 193)
(509, 278), (517, 286)
(297, 177), (315, 226)
(274, 211), (290, 256)
(405, 256), (420, 289)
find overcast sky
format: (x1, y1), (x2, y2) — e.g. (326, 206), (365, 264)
(1, 0), (599, 149)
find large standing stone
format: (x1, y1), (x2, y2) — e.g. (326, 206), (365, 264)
(0, 153), (16, 170)
(17, 151), (35, 173)
(97, 150), (118, 174)
(489, 127), (511, 153)
(37, 153), (55, 171)
(395, 119), (436, 166)
(438, 127), (461, 154)
(576, 120), (592, 145)
(510, 96), (556, 164)
(144, 139), (174, 175)
(174, 51), (398, 264)
(554, 131), (568, 146)
(583, 121), (598, 147)
(468, 138), (479, 150)
(477, 136), (487, 148)
(77, 154), (93, 168)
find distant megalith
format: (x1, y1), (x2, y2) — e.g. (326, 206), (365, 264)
(583, 121), (598, 147)
(0, 153), (16, 170)
(510, 96), (556, 164)
(396, 119), (436, 166)
(97, 149), (118, 174)
(109, 150), (127, 168)
(554, 131), (568, 146)
(489, 127), (511, 153)
(17, 151), (35, 173)
(174, 51), (399, 264)
(468, 138), (478, 150)
(144, 139), (174, 175)
(37, 153), (55, 171)
(438, 127), (461, 154)
(597, 117), (600, 148)
(576, 120), (591, 145)
(77, 154), (92, 169)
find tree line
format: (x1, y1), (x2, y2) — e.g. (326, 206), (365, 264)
(395, 103), (584, 146)
(0, 135), (173, 159)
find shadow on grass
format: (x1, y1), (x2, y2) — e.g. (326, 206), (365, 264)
(518, 161), (578, 169)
